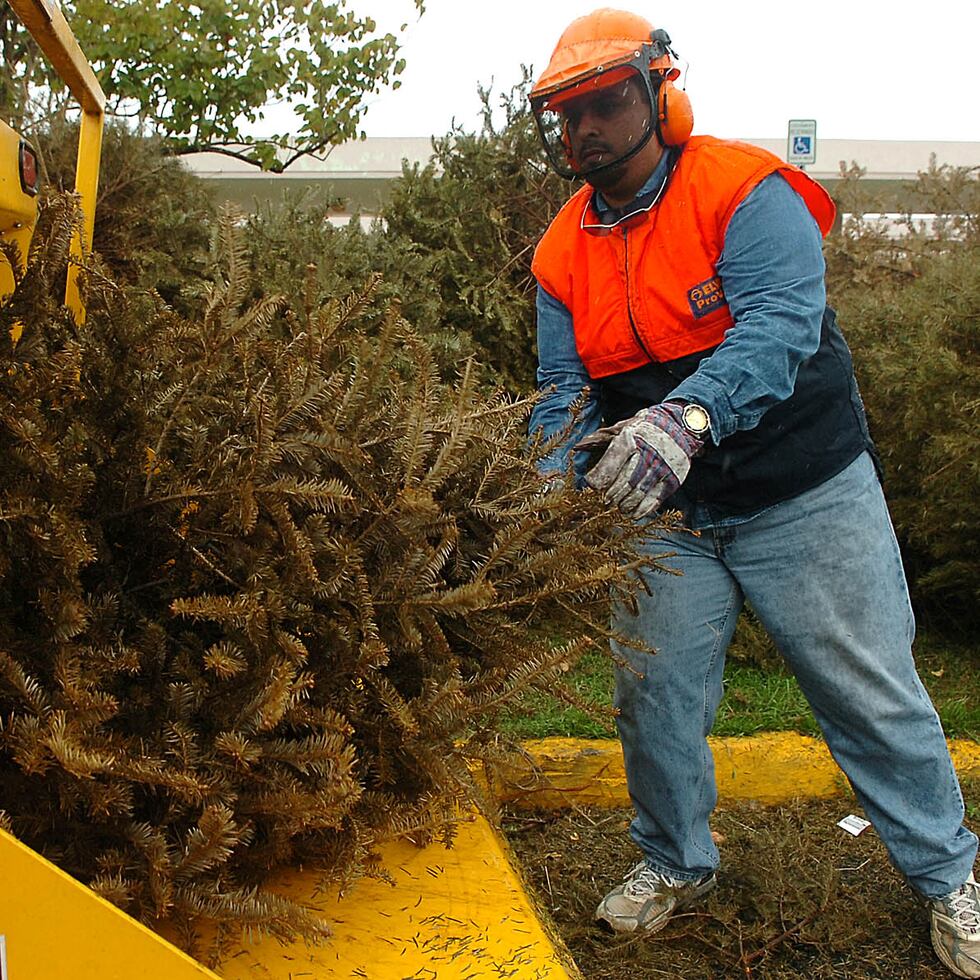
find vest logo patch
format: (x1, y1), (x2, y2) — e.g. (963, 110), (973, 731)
(687, 277), (726, 319)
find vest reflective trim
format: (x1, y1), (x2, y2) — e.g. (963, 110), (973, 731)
(532, 136), (836, 379)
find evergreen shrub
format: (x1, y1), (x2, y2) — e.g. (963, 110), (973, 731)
(381, 77), (570, 390)
(238, 80), (565, 393)
(36, 120), (214, 309)
(826, 162), (980, 621)
(0, 197), (662, 958)
(241, 191), (484, 383)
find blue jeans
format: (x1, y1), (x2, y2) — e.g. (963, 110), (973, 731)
(612, 452), (978, 898)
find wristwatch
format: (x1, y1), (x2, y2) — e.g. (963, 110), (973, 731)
(680, 402), (712, 438)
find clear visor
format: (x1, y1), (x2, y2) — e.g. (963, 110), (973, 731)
(531, 64), (657, 180)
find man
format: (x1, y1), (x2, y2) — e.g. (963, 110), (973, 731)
(527, 9), (979, 976)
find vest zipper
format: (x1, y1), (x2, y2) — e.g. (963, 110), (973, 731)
(623, 226), (656, 362)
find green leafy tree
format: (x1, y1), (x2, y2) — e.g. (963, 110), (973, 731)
(1, 0), (423, 169)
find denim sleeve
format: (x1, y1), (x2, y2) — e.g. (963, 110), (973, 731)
(527, 284), (602, 481)
(667, 172), (827, 443)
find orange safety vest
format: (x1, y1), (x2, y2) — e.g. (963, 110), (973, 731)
(531, 136), (836, 378)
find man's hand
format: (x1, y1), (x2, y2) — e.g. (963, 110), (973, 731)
(576, 402), (707, 518)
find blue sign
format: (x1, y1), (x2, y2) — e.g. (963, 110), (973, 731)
(787, 119), (817, 165)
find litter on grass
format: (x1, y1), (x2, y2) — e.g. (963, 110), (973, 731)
(837, 814), (872, 837)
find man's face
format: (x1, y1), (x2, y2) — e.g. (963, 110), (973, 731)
(562, 75), (659, 194)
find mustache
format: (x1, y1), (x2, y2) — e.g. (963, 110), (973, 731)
(578, 140), (612, 158)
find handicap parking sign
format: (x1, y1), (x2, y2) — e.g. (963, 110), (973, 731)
(787, 119), (817, 166)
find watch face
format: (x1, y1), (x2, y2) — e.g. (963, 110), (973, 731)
(682, 404), (711, 435)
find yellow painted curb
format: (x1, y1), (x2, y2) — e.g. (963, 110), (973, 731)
(209, 809), (581, 980)
(0, 826), (220, 979)
(492, 734), (980, 809)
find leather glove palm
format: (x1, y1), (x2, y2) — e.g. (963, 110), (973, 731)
(576, 402), (706, 518)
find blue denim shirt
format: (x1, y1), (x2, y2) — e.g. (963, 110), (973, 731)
(529, 158), (827, 488)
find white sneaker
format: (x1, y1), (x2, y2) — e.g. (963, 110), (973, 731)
(595, 861), (716, 934)
(930, 872), (980, 978)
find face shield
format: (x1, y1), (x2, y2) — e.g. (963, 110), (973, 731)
(530, 55), (660, 182)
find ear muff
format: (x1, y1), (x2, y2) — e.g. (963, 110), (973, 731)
(657, 80), (693, 146)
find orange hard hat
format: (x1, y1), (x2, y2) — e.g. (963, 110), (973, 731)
(531, 8), (679, 101)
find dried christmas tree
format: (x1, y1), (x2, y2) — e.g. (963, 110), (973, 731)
(0, 198), (670, 960)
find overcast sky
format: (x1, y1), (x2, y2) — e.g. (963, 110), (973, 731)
(342, 0), (979, 143)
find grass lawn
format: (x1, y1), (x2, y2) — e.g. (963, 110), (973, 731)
(500, 625), (980, 741)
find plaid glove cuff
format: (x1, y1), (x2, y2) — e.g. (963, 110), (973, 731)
(584, 402), (707, 518)
(637, 401), (707, 461)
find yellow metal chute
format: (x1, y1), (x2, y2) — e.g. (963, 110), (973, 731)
(3, 0), (105, 322)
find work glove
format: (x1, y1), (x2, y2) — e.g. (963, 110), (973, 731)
(574, 402), (706, 519)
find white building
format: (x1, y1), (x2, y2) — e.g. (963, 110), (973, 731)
(182, 138), (979, 228)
